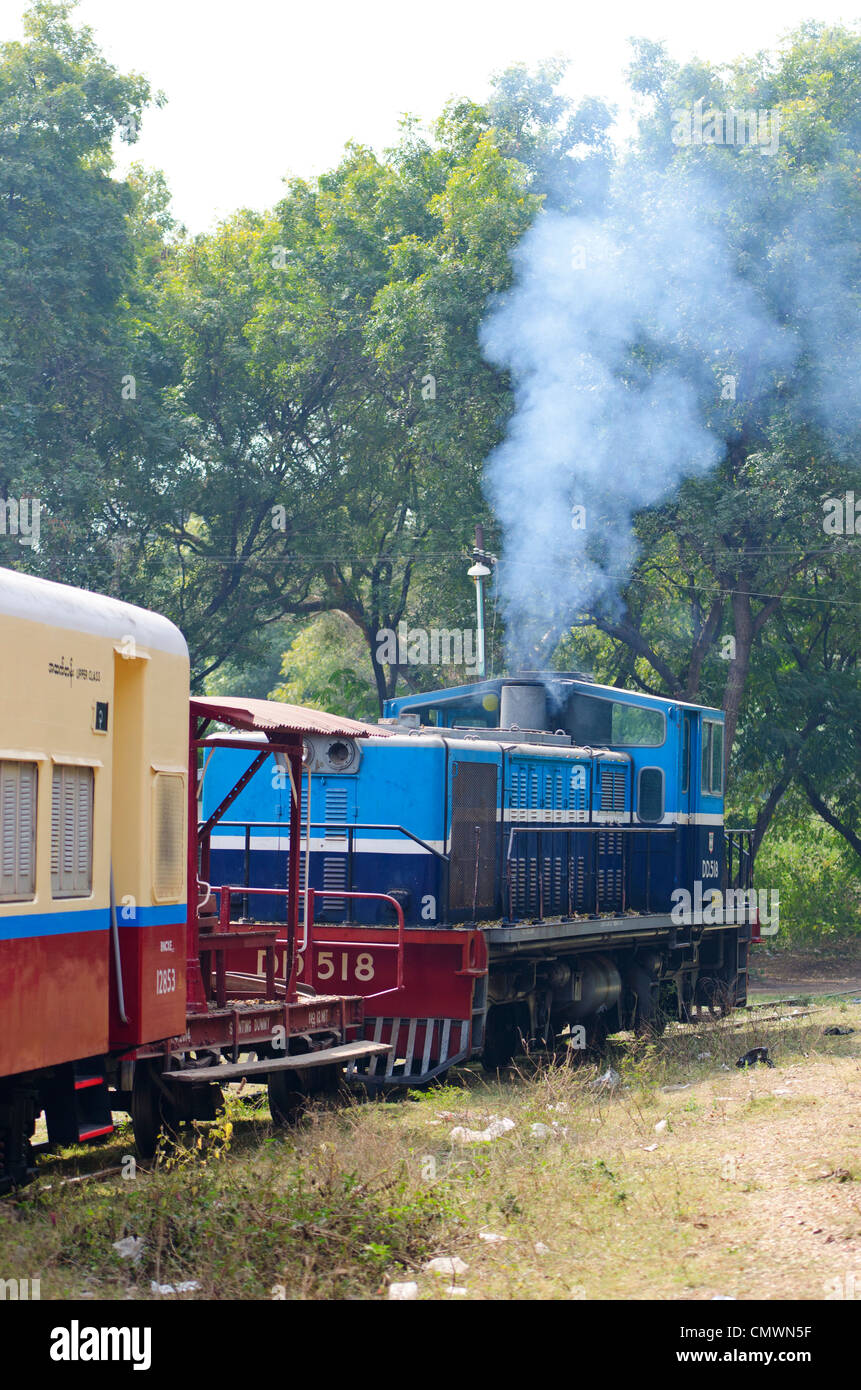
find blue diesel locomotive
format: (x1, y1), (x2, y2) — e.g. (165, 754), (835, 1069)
(203, 673), (755, 1075)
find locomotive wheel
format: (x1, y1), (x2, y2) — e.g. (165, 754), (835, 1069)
(584, 1011), (612, 1057)
(481, 1004), (524, 1072)
(691, 977), (732, 1022)
(131, 1061), (177, 1160)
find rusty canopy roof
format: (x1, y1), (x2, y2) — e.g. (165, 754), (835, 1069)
(190, 695), (386, 740)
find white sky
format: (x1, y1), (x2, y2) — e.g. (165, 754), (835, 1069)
(1, 0), (858, 232)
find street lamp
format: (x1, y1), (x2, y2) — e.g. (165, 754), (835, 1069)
(468, 524), (495, 679)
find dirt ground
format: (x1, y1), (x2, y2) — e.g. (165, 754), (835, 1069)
(749, 940), (861, 997)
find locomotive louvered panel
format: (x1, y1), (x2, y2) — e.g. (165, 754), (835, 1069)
(600, 765), (627, 814)
(324, 787), (348, 836)
(51, 765), (93, 899)
(152, 773), (185, 902)
(0, 760), (37, 901)
(574, 854), (586, 910)
(596, 830), (624, 911)
(321, 854), (347, 914)
(449, 761), (497, 913)
(557, 770), (566, 821)
(283, 855), (306, 894)
(550, 853), (563, 907)
(569, 769), (588, 822)
(508, 766), (527, 822)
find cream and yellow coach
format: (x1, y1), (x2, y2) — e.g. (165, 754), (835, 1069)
(0, 566), (189, 1183)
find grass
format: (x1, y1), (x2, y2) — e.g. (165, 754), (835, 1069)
(4, 995), (861, 1301)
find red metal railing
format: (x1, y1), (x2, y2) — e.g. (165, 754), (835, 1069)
(215, 885), (406, 996)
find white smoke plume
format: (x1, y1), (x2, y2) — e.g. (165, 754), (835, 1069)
(480, 162), (818, 666)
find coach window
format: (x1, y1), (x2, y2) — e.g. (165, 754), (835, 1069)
(701, 721), (725, 796)
(0, 760), (38, 901)
(51, 765), (94, 898)
(638, 767), (664, 824)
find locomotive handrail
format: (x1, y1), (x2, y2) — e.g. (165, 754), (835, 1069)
(212, 819), (449, 862)
(725, 828), (755, 891)
(214, 884), (406, 994)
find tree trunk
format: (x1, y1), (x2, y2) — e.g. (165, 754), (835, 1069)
(800, 776), (861, 860)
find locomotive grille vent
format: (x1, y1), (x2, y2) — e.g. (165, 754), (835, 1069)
(600, 765), (627, 814)
(596, 831), (624, 910)
(321, 855), (347, 914)
(324, 787), (349, 839)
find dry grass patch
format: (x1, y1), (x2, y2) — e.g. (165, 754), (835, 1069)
(3, 995), (861, 1300)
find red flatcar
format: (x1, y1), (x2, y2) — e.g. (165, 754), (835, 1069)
(0, 569), (389, 1190)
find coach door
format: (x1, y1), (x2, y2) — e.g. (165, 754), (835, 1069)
(447, 757), (499, 921)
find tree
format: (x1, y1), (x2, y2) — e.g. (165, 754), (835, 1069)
(147, 87), (554, 699)
(0, 0), (166, 589)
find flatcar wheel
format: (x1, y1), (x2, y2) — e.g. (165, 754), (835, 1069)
(0, 1089), (36, 1193)
(131, 1061), (176, 1160)
(310, 1063), (341, 1096)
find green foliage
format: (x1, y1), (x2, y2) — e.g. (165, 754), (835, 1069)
(270, 613), (378, 721)
(750, 809), (861, 943)
(0, 5), (857, 892)
(0, 0), (167, 592)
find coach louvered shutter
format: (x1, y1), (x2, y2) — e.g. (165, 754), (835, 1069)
(51, 766), (94, 898)
(152, 773), (185, 902)
(0, 760), (37, 900)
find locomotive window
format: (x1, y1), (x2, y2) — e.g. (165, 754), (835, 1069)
(51, 765), (94, 898)
(638, 767), (664, 824)
(565, 693), (612, 743)
(611, 702), (666, 746)
(565, 694), (665, 747)
(0, 760), (38, 901)
(710, 723), (724, 795)
(682, 715), (691, 794)
(152, 773), (185, 903)
(701, 720), (725, 796)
